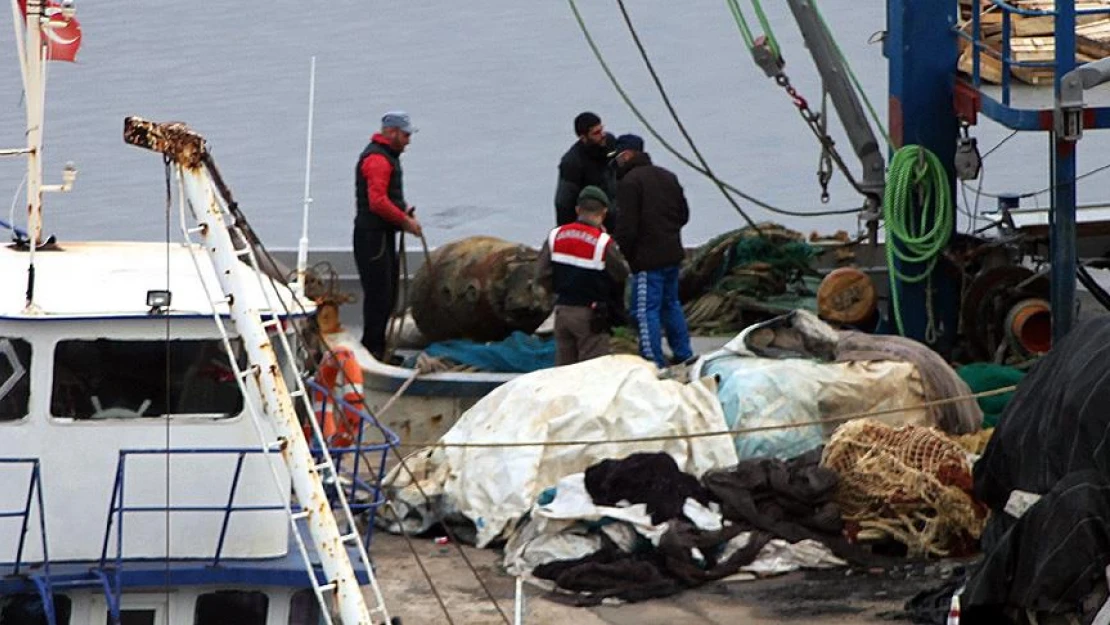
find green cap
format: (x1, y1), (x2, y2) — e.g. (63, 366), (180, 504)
(577, 185), (610, 207)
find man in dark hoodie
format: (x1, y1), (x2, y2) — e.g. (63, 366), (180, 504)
(554, 112), (617, 231)
(612, 134), (694, 368)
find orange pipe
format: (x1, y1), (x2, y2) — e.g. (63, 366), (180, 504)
(1007, 299), (1051, 355)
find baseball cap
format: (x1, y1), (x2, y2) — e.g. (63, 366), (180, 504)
(608, 133), (644, 158)
(382, 111), (417, 134)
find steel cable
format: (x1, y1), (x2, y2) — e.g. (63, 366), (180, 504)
(567, 0), (861, 219)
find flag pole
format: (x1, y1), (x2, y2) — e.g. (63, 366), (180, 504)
(23, 0), (43, 311)
(295, 56), (317, 296)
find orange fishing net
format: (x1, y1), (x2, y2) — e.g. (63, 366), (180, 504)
(821, 419), (987, 557)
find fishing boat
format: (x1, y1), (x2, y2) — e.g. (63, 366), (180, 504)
(0, 2), (398, 623)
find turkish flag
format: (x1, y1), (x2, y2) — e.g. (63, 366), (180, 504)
(16, 0), (82, 63)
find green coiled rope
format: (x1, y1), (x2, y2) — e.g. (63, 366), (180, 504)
(884, 145), (954, 338)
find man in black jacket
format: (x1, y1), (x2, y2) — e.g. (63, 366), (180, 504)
(554, 112), (617, 231)
(612, 134), (694, 368)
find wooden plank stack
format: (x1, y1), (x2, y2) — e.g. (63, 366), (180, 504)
(957, 0), (1110, 85)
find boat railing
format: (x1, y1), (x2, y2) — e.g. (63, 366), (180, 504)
(0, 458), (67, 625)
(0, 458), (50, 577)
(304, 378), (398, 535)
(957, 0), (1110, 106)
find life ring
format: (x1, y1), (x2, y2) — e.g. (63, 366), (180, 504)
(312, 346), (366, 447)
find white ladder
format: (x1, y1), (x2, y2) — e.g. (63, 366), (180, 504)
(125, 118), (392, 625)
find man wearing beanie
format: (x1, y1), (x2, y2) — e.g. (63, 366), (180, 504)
(611, 133), (695, 369)
(536, 185), (630, 366)
(553, 111), (618, 231)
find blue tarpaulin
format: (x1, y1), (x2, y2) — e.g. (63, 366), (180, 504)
(423, 331), (555, 373)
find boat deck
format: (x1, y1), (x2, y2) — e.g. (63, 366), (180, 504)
(365, 532), (954, 625)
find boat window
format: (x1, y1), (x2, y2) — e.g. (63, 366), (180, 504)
(0, 593), (71, 624)
(194, 591), (267, 625)
(51, 339), (245, 420)
(0, 338), (31, 421)
(288, 590), (323, 625)
(112, 610), (156, 625)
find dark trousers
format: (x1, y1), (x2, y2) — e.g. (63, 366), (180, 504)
(554, 305), (611, 366)
(353, 228), (398, 360)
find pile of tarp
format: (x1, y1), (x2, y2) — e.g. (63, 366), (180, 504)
(378, 355), (738, 546)
(504, 450), (879, 605)
(693, 311), (982, 462)
(924, 317), (1110, 624)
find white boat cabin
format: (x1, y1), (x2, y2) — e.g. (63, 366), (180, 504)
(0, 240), (332, 625)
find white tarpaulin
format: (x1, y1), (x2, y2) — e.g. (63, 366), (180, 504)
(382, 354), (738, 547)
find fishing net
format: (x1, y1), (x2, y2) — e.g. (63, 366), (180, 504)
(821, 418), (986, 557)
(680, 224), (822, 335)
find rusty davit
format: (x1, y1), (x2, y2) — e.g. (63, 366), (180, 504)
(123, 116), (208, 170)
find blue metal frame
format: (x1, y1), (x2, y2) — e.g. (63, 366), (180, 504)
(957, 0), (1110, 129)
(886, 0), (961, 348)
(0, 458), (49, 578)
(890, 0), (1103, 346)
(0, 458), (58, 625)
(953, 0), (1110, 338)
(1052, 0), (1080, 339)
(305, 378), (398, 536)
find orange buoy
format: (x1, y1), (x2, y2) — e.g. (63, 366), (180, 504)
(817, 267), (877, 326)
(312, 346), (366, 447)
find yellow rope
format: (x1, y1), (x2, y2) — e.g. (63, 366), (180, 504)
(394, 385), (1016, 449)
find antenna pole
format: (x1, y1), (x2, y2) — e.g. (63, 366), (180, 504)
(295, 56), (317, 296)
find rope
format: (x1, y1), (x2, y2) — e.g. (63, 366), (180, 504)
(384, 230), (434, 362)
(961, 159), (1110, 200)
(384, 231), (409, 362)
(726, 0), (757, 47)
(809, 0), (891, 148)
(884, 145), (954, 337)
(749, 0), (780, 57)
(566, 0), (860, 219)
(395, 385), (1015, 449)
(615, 0), (762, 234)
(379, 500), (457, 625)
(726, 0), (780, 57)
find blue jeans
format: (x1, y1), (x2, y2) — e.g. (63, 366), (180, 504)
(631, 266), (693, 368)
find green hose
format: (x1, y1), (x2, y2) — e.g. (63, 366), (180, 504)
(884, 145), (954, 337)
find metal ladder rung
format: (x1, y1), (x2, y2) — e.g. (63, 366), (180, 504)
(313, 461), (333, 473)
(234, 246), (252, 258)
(290, 510), (310, 521)
(316, 582), (337, 593)
(289, 388), (305, 399)
(340, 532), (360, 544)
(261, 317), (282, 330)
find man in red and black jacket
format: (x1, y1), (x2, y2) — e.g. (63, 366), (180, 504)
(353, 111), (423, 361)
(536, 186), (629, 366)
